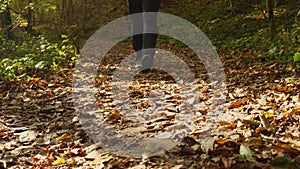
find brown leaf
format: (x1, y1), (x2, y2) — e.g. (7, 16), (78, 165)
(225, 122), (237, 129)
(259, 114), (271, 128)
(30, 77), (41, 86)
(221, 157), (233, 169)
(68, 148), (84, 156)
(272, 142), (300, 154)
(255, 127), (268, 134)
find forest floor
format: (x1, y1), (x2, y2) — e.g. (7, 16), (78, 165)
(1, 42), (300, 169)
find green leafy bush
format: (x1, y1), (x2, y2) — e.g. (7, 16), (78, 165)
(0, 34), (78, 81)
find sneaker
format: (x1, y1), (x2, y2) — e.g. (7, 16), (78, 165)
(141, 54), (153, 69)
(140, 68), (151, 73)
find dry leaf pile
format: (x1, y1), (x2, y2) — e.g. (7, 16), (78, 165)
(1, 43), (300, 168)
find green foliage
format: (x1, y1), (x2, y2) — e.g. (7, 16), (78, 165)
(226, 12), (300, 64)
(1, 0), (299, 82)
(0, 34), (78, 81)
(270, 157), (298, 169)
(294, 52), (300, 62)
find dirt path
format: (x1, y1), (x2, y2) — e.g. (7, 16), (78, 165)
(1, 42), (300, 168)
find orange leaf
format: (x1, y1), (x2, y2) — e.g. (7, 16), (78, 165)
(292, 106), (300, 115)
(56, 133), (71, 142)
(255, 127), (267, 134)
(30, 77), (41, 85)
(0, 132), (7, 137)
(225, 122), (237, 129)
(228, 101), (242, 109)
(228, 98), (249, 109)
(215, 138), (232, 145)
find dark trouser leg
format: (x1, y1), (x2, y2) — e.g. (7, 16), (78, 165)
(128, 0), (161, 66)
(128, 0), (143, 60)
(142, 0), (161, 58)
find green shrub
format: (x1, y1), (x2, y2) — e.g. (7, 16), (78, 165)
(0, 34), (78, 81)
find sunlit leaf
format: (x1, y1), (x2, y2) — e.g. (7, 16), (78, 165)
(264, 112), (274, 119)
(20, 21), (28, 27)
(56, 133), (71, 142)
(294, 52), (300, 62)
(239, 144), (256, 162)
(52, 157), (66, 166)
(228, 98), (249, 109)
(35, 61), (45, 69)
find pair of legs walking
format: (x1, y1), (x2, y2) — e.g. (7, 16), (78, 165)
(127, 0), (161, 69)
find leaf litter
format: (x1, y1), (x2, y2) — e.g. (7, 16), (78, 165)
(0, 42), (300, 168)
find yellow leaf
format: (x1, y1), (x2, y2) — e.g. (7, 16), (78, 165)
(20, 21), (28, 27)
(99, 109), (105, 113)
(264, 112), (274, 118)
(56, 133), (71, 142)
(52, 157), (66, 166)
(102, 98), (112, 103)
(286, 66), (293, 71)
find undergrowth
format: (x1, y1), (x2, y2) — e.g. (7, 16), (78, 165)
(0, 34), (78, 81)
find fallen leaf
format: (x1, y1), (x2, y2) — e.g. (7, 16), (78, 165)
(228, 98), (249, 109)
(215, 138), (233, 145)
(221, 157), (233, 169)
(171, 165), (184, 169)
(239, 144), (256, 162)
(225, 122), (237, 129)
(130, 164), (146, 169)
(259, 114), (271, 128)
(17, 130), (38, 142)
(246, 137), (263, 146)
(92, 155), (113, 165)
(85, 150), (102, 160)
(52, 157), (66, 166)
(56, 133), (71, 142)
(200, 137), (215, 153)
(270, 157), (297, 168)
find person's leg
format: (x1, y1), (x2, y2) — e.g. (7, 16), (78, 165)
(141, 0), (161, 69)
(128, 0), (143, 61)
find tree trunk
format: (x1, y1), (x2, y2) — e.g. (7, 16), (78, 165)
(26, 0), (34, 34)
(266, 0), (274, 38)
(62, 0), (66, 22)
(0, 1), (13, 39)
(67, 0), (73, 26)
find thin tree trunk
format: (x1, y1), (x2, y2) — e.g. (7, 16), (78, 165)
(82, 0), (87, 31)
(56, 0), (60, 20)
(26, 0), (34, 34)
(0, 1), (13, 39)
(62, 0), (66, 23)
(266, 0), (274, 38)
(66, 0), (73, 26)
